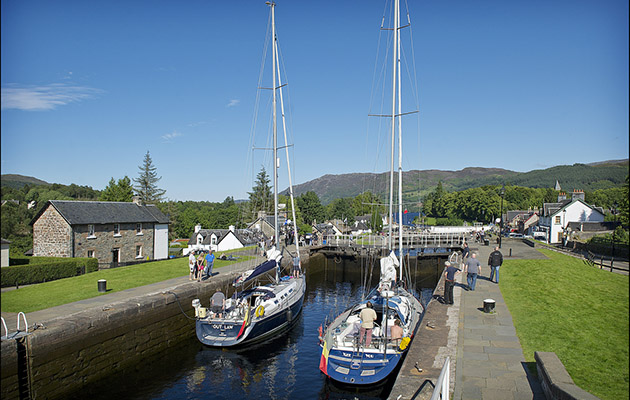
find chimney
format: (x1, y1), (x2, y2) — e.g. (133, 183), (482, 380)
(558, 192), (566, 202)
(229, 225), (235, 233)
(194, 224), (202, 233)
(572, 189), (585, 201)
(132, 196), (144, 205)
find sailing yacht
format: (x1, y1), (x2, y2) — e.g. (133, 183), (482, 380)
(193, 1), (306, 347)
(318, 0), (424, 385)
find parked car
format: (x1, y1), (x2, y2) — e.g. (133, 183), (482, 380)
(508, 233), (523, 238)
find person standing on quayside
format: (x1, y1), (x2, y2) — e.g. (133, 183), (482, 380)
(463, 253), (481, 291)
(188, 251), (196, 281)
(210, 288), (226, 318)
(461, 242), (470, 262)
(443, 261), (460, 305)
(196, 252), (205, 281)
(205, 250), (215, 279)
(488, 246), (503, 284)
(359, 302), (377, 348)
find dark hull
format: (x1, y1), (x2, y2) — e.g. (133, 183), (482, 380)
(196, 278), (305, 347)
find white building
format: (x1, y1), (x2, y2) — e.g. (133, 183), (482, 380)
(539, 190), (605, 244)
(185, 224), (262, 254)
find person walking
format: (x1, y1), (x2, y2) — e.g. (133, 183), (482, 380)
(488, 246), (503, 284)
(461, 242), (470, 262)
(443, 261), (460, 305)
(463, 253), (481, 291)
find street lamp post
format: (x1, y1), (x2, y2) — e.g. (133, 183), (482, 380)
(499, 184), (505, 249)
(611, 203), (617, 269)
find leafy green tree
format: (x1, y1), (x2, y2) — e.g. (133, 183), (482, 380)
(327, 198), (355, 223)
(133, 151), (166, 203)
(99, 176), (134, 202)
(296, 191), (325, 225)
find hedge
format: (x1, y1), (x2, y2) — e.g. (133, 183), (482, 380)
(1, 257), (99, 287)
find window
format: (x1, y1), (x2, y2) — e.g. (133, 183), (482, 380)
(136, 245), (143, 258)
(114, 224), (121, 236)
(136, 223), (143, 235)
(87, 250), (95, 258)
(554, 216), (561, 224)
(88, 224), (95, 238)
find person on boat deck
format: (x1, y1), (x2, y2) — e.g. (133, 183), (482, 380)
(292, 256), (301, 278)
(188, 251), (196, 281)
(210, 288), (226, 318)
(390, 318), (403, 342)
(204, 250), (215, 279)
(359, 302), (378, 348)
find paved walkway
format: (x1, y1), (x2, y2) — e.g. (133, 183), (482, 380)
(452, 240), (546, 400)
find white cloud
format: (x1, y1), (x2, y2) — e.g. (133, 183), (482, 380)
(1, 83), (103, 111)
(162, 130), (183, 141)
(227, 99), (240, 107)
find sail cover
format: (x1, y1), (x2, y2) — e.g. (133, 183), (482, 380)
(234, 259), (277, 286)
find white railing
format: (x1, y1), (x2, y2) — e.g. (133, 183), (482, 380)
(320, 233), (466, 249)
(430, 356), (450, 400)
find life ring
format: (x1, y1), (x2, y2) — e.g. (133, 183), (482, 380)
(255, 305), (265, 318)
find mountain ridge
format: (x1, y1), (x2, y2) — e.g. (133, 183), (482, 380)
(2, 159), (627, 204)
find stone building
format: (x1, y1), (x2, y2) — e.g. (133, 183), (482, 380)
(31, 200), (170, 267)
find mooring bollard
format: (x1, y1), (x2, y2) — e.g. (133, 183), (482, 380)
(483, 299), (495, 313)
(98, 279), (107, 293)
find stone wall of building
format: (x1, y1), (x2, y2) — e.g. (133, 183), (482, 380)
(32, 205), (72, 257)
(74, 223), (156, 267)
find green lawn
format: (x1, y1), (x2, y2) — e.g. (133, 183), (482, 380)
(501, 248), (629, 400)
(1, 251), (254, 314)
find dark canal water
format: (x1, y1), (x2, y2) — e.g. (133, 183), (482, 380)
(78, 254), (442, 400)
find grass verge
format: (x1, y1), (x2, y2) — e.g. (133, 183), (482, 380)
(502, 248), (629, 400)
(1, 250), (254, 314)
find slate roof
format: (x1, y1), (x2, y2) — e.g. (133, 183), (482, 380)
(31, 200), (170, 225)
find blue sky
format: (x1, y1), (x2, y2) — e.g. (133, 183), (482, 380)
(2, 0), (628, 202)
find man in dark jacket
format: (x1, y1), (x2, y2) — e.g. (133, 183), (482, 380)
(488, 247), (503, 284)
(461, 242), (470, 261)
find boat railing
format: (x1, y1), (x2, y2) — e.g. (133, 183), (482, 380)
(430, 356), (450, 400)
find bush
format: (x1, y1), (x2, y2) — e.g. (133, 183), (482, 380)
(1, 257), (98, 287)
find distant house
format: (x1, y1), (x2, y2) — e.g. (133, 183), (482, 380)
(30, 200), (170, 267)
(186, 224), (263, 254)
(1, 238), (10, 267)
(539, 190), (605, 244)
(247, 211), (286, 239)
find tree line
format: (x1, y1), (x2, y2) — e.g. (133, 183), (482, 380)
(2, 159), (628, 257)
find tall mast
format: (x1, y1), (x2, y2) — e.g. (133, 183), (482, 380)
(388, 0), (399, 251)
(275, 41), (301, 260)
(270, 1), (279, 283)
(396, 0), (404, 279)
